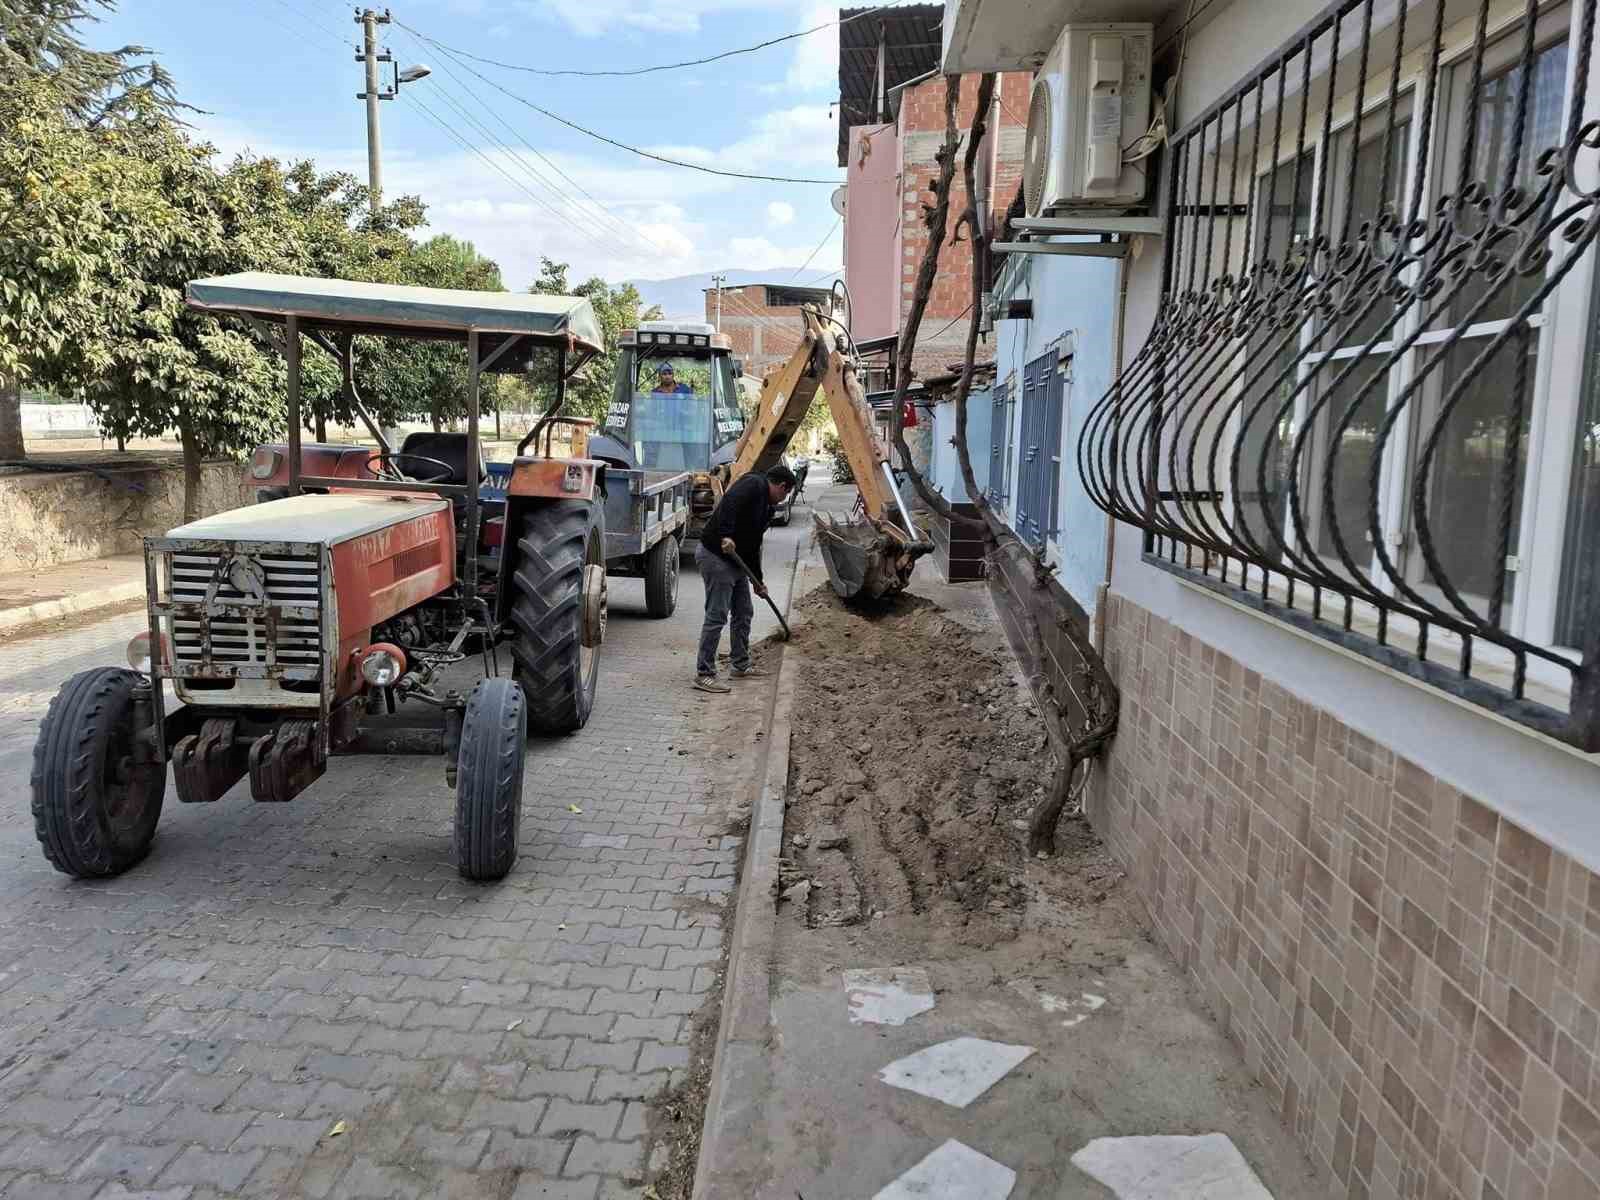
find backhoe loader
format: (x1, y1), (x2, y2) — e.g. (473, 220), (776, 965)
(591, 309), (931, 602)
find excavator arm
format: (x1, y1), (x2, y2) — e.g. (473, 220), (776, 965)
(722, 307), (930, 601)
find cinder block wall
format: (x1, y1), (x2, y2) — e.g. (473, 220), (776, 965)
(1091, 593), (1600, 1200)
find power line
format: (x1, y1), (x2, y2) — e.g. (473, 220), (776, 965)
(926, 302), (976, 342)
(389, 26), (669, 260)
(397, 3), (916, 79)
(404, 89), (616, 253)
(269, 0), (350, 48)
(403, 92), (624, 261)
(789, 218), (842, 282)
(399, 22), (843, 185)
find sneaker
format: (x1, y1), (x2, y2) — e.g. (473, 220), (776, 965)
(694, 675), (732, 694)
(731, 665), (770, 679)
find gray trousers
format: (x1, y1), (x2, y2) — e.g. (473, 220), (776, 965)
(695, 542), (753, 676)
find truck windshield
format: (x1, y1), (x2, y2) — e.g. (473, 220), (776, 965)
(631, 356), (713, 471)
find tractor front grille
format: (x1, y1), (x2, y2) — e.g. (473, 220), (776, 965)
(165, 548), (323, 676)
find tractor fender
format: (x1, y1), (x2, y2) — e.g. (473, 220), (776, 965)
(494, 469), (607, 627)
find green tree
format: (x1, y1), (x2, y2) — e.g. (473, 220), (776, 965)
(64, 117), (310, 519)
(528, 257), (661, 422)
(0, 0), (179, 457)
(370, 234), (508, 434)
(0, 0), (178, 123)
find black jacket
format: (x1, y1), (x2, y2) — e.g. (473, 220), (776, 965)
(703, 472), (774, 582)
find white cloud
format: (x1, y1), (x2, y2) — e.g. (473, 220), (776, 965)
(725, 228), (842, 273)
(659, 105), (839, 177)
(786, 1), (838, 93)
(637, 222), (696, 260)
(727, 236), (800, 270)
(178, 97), (842, 291)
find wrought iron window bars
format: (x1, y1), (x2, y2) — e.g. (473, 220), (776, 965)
(1078, 0), (1600, 748)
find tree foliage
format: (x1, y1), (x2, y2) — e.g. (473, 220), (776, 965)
(0, 0), (180, 124)
(0, 0), (652, 509)
(529, 257), (661, 421)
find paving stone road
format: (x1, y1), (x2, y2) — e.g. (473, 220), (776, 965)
(0, 522), (803, 1200)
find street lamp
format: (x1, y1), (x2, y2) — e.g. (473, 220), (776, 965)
(355, 8), (431, 215)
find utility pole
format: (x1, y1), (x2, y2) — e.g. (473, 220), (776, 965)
(356, 8), (391, 215)
(711, 273), (727, 331)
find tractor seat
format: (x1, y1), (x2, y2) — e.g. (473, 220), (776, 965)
(399, 432), (485, 517)
(399, 431), (485, 487)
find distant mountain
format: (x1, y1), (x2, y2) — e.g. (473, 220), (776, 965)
(626, 268), (842, 322)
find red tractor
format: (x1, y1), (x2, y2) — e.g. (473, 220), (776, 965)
(31, 273), (611, 882)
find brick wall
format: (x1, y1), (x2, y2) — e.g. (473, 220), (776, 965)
(1090, 592), (1600, 1200)
(707, 285), (810, 382)
(895, 72), (1030, 379)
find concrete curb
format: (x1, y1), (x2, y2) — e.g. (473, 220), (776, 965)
(690, 547), (802, 1200)
(0, 579), (146, 640)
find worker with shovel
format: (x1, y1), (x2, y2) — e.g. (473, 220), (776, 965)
(694, 463), (797, 694)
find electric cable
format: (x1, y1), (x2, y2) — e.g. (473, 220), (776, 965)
(389, 24), (674, 259)
(788, 218), (842, 281)
(400, 24), (843, 184)
(403, 92), (624, 259)
(394, 3), (919, 79)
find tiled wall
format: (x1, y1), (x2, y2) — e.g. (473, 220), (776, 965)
(1092, 593), (1600, 1200)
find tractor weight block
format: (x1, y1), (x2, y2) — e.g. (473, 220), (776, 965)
(581, 564), (608, 649)
(173, 718), (246, 804)
(247, 720), (326, 803)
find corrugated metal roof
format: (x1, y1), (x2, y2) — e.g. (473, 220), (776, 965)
(837, 4), (944, 167)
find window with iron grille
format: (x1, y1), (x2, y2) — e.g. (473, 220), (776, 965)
(1016, 349), (1066, 547)
(1078, 0), (1600, 750)
(990, 374), (1017, 504)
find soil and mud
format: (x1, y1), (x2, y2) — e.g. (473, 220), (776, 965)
(778, 585), (1126, 962)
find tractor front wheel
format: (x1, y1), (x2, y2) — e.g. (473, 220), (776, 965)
(509, 499), (605, 734)
(644, 533), (679, 619)
(455, 678), (526, 881)
(32, 668), (167, 878)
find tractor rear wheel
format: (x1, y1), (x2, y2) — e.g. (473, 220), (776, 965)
(509, 499), (605, 734)
(32, 667), (166, 878)
(644, 533), (679, 619)
(455, 678), (526, 881)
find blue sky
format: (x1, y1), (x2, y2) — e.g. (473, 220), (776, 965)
(96, 0), (849, 292)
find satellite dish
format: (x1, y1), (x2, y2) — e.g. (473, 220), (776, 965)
(830, 186), (847, 217)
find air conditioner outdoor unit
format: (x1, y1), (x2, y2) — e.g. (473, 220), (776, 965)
(1023, 22), (1153, 216)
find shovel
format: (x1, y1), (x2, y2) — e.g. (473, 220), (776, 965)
(723, 545), (791, 641)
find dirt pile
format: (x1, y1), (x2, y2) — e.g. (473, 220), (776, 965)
(781, 588), (1060, 945)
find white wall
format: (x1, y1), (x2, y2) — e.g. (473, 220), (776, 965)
(992, 247), (1123, 621)
(21, 403), (100, 436)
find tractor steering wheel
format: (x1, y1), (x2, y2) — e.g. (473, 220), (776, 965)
(366, 451), (456, 485)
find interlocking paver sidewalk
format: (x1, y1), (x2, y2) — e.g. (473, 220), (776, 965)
(0, 517), (805, 1198)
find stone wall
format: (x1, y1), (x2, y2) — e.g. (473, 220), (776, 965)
(1090, 592), (1600, 1200)
(0, 461), (250, 572)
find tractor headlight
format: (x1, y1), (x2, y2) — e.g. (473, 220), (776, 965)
(359, 644), (407, 687)
(125, 631), (168, 673)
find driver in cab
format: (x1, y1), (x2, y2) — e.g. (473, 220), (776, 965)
(640, 362), (696, 470)
(651, 363), (692, 395)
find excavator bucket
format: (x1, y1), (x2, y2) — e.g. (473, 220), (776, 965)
(813, 512), (913, 603)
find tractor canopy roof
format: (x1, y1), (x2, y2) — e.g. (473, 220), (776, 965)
(186, 271), (604, 356)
